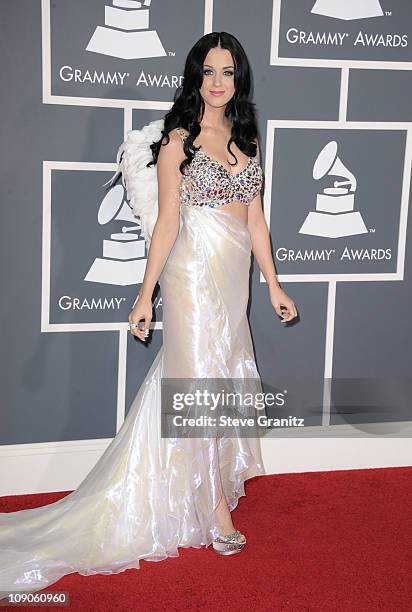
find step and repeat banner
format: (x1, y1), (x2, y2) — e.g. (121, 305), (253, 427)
(1, 0), (412, 493)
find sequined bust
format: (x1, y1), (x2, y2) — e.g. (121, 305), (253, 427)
(175, 127), (263, 208)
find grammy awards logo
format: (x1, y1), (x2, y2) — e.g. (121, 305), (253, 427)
(299, 141), (368, 239)
(311, 0), (384, 21)
(84, 184), (147, 286)
(86, 0), (167, 60)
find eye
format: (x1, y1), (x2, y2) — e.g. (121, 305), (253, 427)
(202, 69), (234, 77)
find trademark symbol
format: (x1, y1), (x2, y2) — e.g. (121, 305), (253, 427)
(369, 227), (376, 233)
(168, 51), (176, 57)
(385, 11), (392, 17)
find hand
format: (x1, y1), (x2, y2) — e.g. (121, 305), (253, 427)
(268, 284), (298, 324)
(128, 295), (153, 342)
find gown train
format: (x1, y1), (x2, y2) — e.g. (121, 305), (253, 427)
(0, 202), (265, 593)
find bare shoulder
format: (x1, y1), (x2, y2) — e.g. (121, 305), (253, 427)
(160, 127), (183, 148)
(158, 128), (186, 167)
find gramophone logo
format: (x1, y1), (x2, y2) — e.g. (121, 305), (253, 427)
(299, 141), (368, 239)
(311, 0), (384, 21)
(86, 0), (166, 60)
(85, 184), (147, 286)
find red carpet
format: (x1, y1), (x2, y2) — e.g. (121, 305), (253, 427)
(0, 467), (411, 611)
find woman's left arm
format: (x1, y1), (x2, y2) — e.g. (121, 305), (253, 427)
(247, 142), (298, 323)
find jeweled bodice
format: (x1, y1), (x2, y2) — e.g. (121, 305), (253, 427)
(175, 128), (263, 208)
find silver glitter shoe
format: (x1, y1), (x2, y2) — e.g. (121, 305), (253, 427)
(212, 529), (247, 556)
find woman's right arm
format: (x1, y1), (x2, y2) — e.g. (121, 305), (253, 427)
(128, 130), (184, 342)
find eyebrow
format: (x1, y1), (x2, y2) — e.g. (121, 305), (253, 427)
(203, 64), (234, 69)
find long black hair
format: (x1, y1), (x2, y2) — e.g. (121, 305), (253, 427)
(148, 31), (259, 174)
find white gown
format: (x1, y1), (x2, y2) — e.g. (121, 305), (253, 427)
(0, 121), (266, 593)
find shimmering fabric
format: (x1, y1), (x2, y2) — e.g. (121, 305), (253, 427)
(176, 128), (263, 208)
(0, 201), (266, 593)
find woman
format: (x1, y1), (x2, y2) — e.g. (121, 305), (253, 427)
(0, 32), (297, 593)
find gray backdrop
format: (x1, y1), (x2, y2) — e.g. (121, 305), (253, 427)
(1, 0), (411, 449)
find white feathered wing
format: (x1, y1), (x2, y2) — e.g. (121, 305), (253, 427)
(103, 118), (165, 249)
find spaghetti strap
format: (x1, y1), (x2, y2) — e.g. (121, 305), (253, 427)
(175, 127), (188, 143)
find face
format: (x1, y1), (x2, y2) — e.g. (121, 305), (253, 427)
(199, 46), (236, 109)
